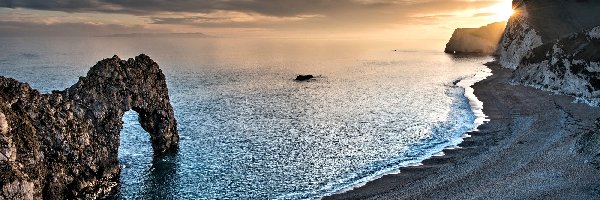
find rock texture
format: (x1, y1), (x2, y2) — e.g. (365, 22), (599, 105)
(495, 3), (542, 69)
(496, 0), (600, 104)
(512, 27), (600, 105)
(444, 22), (506, 55)
(579, 118), (600, 170)
(497, 0), (600, 69)
(0, 54), (179, 199)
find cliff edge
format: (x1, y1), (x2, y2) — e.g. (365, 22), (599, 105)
(444, 22), (506, 55)
(496, 0), (600, 105)
(0, 54), (179, 199)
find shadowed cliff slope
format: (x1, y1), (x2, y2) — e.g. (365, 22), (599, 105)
(0, 54), (179, 199)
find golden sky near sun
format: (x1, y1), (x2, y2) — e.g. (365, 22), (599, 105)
(484, 0), (514, 21)
(0, 0), (515, 47)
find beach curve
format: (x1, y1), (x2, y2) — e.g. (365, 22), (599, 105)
(325, 62), (600, 199)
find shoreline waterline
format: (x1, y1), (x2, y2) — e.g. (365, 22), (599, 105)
(0, 38), (496, 199)
(457, 66), (493, 130)
(318, 62), (494, 199)
(326, 62), (600, 200)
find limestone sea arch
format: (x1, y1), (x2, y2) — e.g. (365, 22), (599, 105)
(0, 54), (179, 199)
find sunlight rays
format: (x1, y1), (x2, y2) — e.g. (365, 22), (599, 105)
(486, 0), (515, 21)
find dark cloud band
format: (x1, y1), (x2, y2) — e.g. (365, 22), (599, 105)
(1, 0), (503, 17)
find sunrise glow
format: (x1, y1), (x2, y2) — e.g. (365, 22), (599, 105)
(487, 1), (515, 21)
(4, 0), (600, 199)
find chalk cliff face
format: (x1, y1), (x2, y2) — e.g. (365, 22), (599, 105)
(497, 0), (600, 104)
(0, 54), (179, 199)
(445, 22), (506, 55)
(512, 27), (600, 104)
(496, 3), (542, 69)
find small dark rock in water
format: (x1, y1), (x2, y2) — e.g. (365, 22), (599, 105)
(452, 79), (461, 86)
(295, 75), (315, 81)
(0, 54), (179, 199)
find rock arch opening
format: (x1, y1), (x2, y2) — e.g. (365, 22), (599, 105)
(118, 110), (154, 196)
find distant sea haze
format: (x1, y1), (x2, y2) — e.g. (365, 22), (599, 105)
(102, 32), (213, 38)
(0, 37), (491, 199)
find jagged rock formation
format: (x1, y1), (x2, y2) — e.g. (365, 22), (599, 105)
(495, 3), (542, 69)
(512, 27), (600, 105)
(444, 22), (506, 55)
(496, 0), (600, 104)
(497, 0), (600, 69)
(0, 54), (179, 199)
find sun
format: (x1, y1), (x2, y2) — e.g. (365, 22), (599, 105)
(488, 1), (515, 21)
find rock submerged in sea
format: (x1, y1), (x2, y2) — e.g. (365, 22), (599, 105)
(295, 75), (315, 81)
(0, 54), (179, 199)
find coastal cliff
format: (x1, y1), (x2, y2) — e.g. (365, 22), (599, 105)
(512, 27), (600, 105)
(444, 22), (506, 55)
(329, 1), (600, 199)
(496, 0), (600, 104)
(0, 54), (179, 199)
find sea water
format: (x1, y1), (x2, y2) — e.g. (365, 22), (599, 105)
(0, 37), (491, 199)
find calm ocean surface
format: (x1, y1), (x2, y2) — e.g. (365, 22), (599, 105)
(0, 37), (491, 199)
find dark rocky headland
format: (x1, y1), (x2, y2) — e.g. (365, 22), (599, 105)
(0, 54), (179, 199)
(444, 22), (507, 55)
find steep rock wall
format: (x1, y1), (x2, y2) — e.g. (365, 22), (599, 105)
(445, 22), (506, 55)
(496, 1), (542, 69)
(497, 0), (600, 69)
(0, 54), (179, 199)
(512, 27), (600, 105)
(497, 0), (600, 103)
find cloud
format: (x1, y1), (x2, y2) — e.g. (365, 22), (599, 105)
(1, 0), (504, 17)
(0, 0), (508, 37)
(408, 14), (459, 25)
(0, 20), (148, 36)
(138, 0), (505, 30)
(0, 0), (342, 16)
(472, 12), (496, 17)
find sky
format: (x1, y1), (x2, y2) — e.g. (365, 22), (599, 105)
(0, 0), (513, 41)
